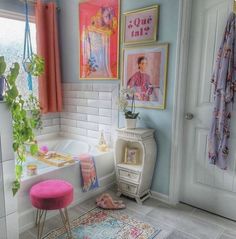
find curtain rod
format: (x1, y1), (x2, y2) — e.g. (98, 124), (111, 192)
(19, 0), (61, 11)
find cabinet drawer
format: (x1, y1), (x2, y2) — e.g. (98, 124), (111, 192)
(118, 169), (140, 183)
(120, 182), (138, 194)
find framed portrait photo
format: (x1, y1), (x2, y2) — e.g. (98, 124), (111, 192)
(124, 147), (139, 165)
(123, 5), (159, 45)
(122, 43), (169, 109)
(79, 0), (120, 80)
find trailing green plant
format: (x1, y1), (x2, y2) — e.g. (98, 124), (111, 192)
(26, 93), (43, 130)
(0, 56), (39, 196)
(117, 88), (139, 119)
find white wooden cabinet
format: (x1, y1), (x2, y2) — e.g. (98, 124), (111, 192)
(114, 128), (157, 204)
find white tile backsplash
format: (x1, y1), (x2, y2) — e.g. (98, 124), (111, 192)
(87, 115), (99, 123)
(0, 103), (19, 239)
(99, 108), (112, 117)
(6, 212), (19, 239)
(26, 83), (119, 145)
(3, 160), (17, 216)
(61, 118), (77, 127)
(77, 106), (99, 115)
(76, 121), (99, 131)
(76, 91), (99, 99)
(61, 112), (87, 121)
(0, 217), (7, 239)
(37, 113), (60, 136)
(61, 83), (119, 145)
(0, 162), (5, 218)
(99, 92), (112, 100)
(0, 134), (14, 162)
(63, 105), (77, 113)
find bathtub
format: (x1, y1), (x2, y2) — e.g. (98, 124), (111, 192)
(17, 136), (115, 232)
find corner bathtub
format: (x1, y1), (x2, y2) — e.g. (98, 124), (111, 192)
(17, 136), (115, 233)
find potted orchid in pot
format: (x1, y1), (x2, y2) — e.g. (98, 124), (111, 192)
(118, 88), (139, 129)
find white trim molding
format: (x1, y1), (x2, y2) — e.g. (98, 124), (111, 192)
(169, 0), (193, 205)
(150, 191), (170, 205)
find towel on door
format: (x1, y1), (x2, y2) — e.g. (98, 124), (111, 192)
(78, 154), (99, 192)
(208, 12), (236, 170)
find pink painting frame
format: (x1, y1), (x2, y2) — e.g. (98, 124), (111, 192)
(123, 5), (159, 45)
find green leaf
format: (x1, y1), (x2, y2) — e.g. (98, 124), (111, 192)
(12, 180), (20, 196)
(13, 142), (19, 151)
(30, 144), (38, 156)
(0, 56), (6, 75)
(15, 164), (23, 179)
(8, 86), (18, 99)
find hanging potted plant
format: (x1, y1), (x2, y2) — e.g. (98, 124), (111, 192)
(0, 56), (6, 101)
(23, 0), (45, 91)
(118, 88), (139, 129)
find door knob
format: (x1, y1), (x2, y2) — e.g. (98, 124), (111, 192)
(185, 113), (194, 120)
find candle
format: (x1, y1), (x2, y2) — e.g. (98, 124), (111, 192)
(27, 164), (37, 176)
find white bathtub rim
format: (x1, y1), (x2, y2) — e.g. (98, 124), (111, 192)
(36, 132), (112, 149)
(36, 132), (114, 156)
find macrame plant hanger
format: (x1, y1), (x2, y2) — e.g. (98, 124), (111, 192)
(22, 0), (33, 91)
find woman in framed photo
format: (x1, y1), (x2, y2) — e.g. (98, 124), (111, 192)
(127, 56), (153, 101)
(123, 43), (169, 109)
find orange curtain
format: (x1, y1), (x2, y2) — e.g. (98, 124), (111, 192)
(35, 0), (62, 113)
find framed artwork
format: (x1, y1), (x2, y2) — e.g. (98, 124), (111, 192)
(122, 43), (169, 109)
(123, 5), (159, 45)
(79, 0), (120, 80)
(124, 147), (139, 165)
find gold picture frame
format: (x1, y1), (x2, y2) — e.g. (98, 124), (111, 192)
(122, 43), (169, 110)
(122, 5), (159, 45)
(124, 147), (139, 165)
(79, 0), (120, 80)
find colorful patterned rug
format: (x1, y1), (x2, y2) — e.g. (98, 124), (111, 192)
(43, 207), (161, 239)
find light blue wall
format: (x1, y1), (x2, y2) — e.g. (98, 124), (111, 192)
(57, 0), (180, 196)
(120, 0), (180, 196)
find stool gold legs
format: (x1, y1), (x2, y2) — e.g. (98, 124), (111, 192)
(35, 209), (47, 239)
(59, 208), (72, 238)
(35, 208), (72, 239)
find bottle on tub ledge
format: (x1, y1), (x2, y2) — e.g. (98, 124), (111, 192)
(98, 130), (108, 152)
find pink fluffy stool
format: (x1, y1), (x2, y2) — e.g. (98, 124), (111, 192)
(30, 179), (74, 239)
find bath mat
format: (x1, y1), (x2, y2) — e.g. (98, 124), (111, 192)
(43, 207), (161, 239)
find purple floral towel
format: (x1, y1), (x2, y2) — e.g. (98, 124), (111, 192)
(208, 13), (236, 170)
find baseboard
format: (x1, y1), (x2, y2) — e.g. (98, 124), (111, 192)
(150, 190), (170, 205)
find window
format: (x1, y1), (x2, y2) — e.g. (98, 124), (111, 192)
(0, 16), (38, 99)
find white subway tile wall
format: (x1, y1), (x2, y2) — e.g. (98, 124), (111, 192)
(61, 83), (119, 145)
(37, 83), (119, 146)
(37, 113), (61, 136)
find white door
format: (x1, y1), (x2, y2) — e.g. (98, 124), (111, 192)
(180, 0), (236, 220)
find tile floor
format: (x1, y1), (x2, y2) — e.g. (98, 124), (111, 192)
(20, 190), (236, 239)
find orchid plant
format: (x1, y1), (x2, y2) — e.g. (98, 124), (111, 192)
(118, 88), (139, 119)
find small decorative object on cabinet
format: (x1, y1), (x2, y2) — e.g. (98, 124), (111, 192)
(114, 128), (157, 204)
